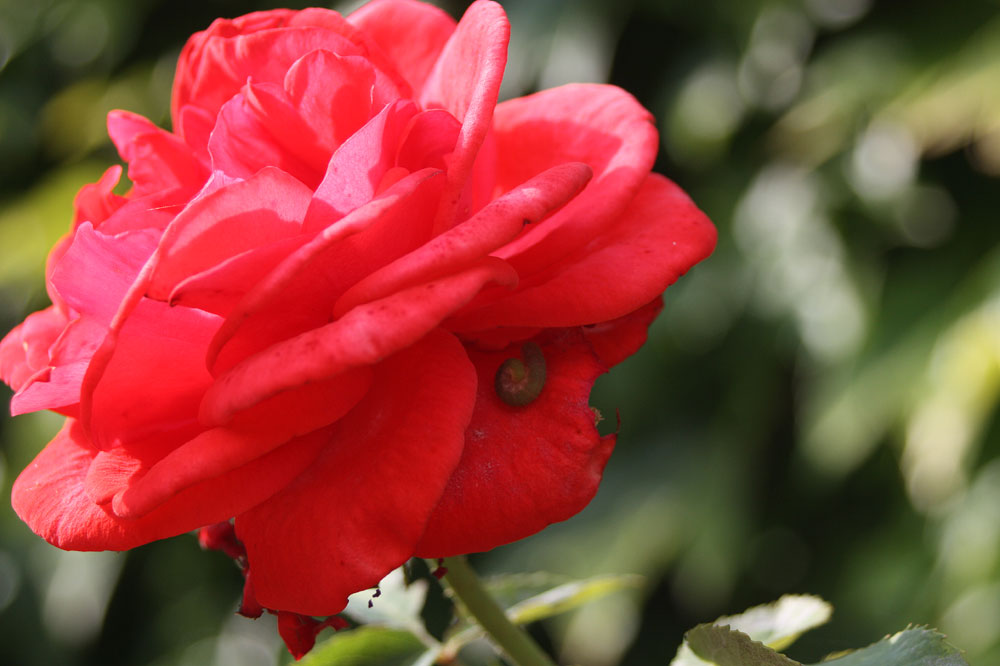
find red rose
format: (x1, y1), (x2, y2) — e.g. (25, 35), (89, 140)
(1, 0), (714, 620)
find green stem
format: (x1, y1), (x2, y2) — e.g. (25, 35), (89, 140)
(442, 556), (557, 666)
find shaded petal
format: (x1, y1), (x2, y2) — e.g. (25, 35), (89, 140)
(420, 0), (509, 230)
(236, 329), (476, 615)
(491, 84), (658, 276)
(582, 297), (664, 368)
(334, 162), (591, 317)
(148, 167), (312, 301)
(88, 299), (220, 449)
(203, 258), (515, 426)
(348, 0), (456, 94)
(451, 174), (715, 328)
(415, 329), (613, 556)
(12, 418), (329, 551)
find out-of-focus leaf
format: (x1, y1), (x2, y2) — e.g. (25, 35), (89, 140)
(505, 574), (643, 625)
(685, 624), (800, 666)
(671, 595), (830, 665)
(297, 626), (434, 666)
(814, 628), (968, 666)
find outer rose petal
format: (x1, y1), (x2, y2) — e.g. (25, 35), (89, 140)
(491, 84), (658, 276)
(450, 173), (716, 329)
(582, 297), (664, 368)
(12, 419), (330, 551)
(235, 328), (477, 616)
(107, 111), (208, 196)
(348, 0), (456, 93)
(73, 166), (125, 229)
(0, 306), (68, 391)
(415, 329), (613, 556)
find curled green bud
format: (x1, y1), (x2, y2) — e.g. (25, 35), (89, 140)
(494, 341), (547, 406)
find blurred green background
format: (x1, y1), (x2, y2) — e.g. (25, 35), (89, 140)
(2, 0), (1000, 664)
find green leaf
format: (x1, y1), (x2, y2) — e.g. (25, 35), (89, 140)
(297, 626), (433, 666)
(713, 595), (832, 651)
(685, 624), (801, 666)
(671, 595), (831, 665)
(505, 574), (644, 625)
(810, 627), (968, 666)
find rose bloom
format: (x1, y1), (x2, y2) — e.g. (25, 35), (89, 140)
(1, 0), (714, 647)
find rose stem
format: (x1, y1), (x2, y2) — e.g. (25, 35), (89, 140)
(441, 556), (558, 666)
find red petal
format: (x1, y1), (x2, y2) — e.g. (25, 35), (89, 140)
(284, 50), (378, 151)
(73, 166), (125, 229)
(415, 329), (613, 556)
(109, 366), (372, 519)
(334, 162), (591, 317)
(491, 84), (658, 276)
(235, 329), (476, 615)
(420, 0), (509, 230)
(87, 299), (220, 449)
(208, 168), (444, 374)
(302, 99), (420, 232)
(0, 306), (68, 392)
(582, 297), (664, 368)
(107, 111), (208, 196)
(348, 0), (456, 94)
(202, 258), (515, 426)
(12, 418), (330, 551)
(451, 173), (716, 328)
(148, 167), (312, 301)
(50, 223), (158, 324)
(208, 89), (326, 188)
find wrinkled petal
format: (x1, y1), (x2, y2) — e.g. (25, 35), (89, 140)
(451, 173), (715, 328)
(235, 329), (476, 615)
(415, 328), (613, 556)
(202, 258), (515, 425)
(348, 0), (456, 94)
(12, 419), (330, 551)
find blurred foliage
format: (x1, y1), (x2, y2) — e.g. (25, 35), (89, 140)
(2, 0), (1000, 665)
